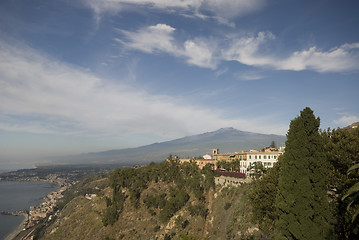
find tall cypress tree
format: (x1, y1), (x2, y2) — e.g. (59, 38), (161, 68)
(275, 107), (332, 239)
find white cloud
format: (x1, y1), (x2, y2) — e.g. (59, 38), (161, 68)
(280, 43), (359, 72)
(334, 115), (359, 126)
(223, 32), (359, 73)
(0, 41), (282, 140)
(116, 24), (218, 69)
(116, 24), (176, 54)
(183, 39), (218, 69)
(223, 31), (276, 66)
(82, 0), (265, 25)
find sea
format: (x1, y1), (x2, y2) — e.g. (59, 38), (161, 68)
(0, 181), (56, 240)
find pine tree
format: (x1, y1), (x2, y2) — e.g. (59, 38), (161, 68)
(275, 107), (332, 239)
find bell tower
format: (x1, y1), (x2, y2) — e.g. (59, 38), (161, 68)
(212, 148), (219, 155)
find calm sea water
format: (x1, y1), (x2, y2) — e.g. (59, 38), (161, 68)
(0, 181), (55, 240)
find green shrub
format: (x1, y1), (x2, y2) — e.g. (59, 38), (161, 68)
(159, 188), (189, 222)
(102, 205), (119, 226)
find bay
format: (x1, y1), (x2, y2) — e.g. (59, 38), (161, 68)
(0, 181), (56, 240)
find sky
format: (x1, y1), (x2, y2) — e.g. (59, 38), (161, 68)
(0, 0), (359, 170)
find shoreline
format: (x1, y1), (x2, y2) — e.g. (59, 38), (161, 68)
(0, 181), (62, 240)
(4, 213), (27, 240)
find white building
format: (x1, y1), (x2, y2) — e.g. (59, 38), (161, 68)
(239, 151), (282, 175)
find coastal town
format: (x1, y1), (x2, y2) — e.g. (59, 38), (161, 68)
(27, 185), (68, 228)
(0, 165), (113, 240)
(1, 174), (76, 240)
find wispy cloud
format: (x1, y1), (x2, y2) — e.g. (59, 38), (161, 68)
(223, 31), (277, 67)
(117, 26), (359, 73)
(0, 40), (284, 139)
(224, 33), (359, 72)
(235, 71), (265, 81)
(278, 43), (359, 72)
(82, 0), (266, 25)
(116, 24), (218, 69)
(116, 24), (176, 54)
(215, 67), (228, 77)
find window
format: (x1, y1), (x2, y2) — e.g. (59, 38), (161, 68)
(249, 155), (251, 159)
(259, 155), (261, 159)
(264, 155), (266, 159)
(255, 155), (257, 159)
(274, 156), (277, 159)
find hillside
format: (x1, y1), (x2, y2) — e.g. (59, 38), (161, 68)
(36, 161), (260, 240)
(58, 128), (286, 165)
(344, 121), (359, 130)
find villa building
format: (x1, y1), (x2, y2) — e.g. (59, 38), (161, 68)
(177, 147), (284, 175)
(177, 158), (215, 169)
(211, 148), (247, 162)
(240, 149), (283, 174)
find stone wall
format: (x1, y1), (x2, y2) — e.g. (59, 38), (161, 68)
(215, 176), (252, 187)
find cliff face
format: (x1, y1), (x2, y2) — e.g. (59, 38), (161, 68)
(39, 178), (257, 240)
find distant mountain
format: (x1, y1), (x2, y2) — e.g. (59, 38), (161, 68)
(58, 128), (286, 166)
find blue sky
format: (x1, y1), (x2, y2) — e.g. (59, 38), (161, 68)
(0, 0), (358, 169)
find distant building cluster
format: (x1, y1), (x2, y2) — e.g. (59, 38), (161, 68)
(176, 147), (285, 175)
(23, 174), (78, 229)
(27, 186), (66, 228)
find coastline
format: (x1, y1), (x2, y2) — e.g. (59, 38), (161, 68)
(4, 213), (27, 240)
(0, 166), (87, 239)
(0, 181), (61, 240)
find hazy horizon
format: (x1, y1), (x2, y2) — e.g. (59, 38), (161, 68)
(0, 126), (287, 171)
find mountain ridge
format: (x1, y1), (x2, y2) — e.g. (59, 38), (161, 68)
(57, 127), (286, 165)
